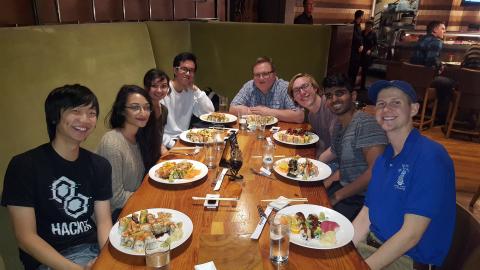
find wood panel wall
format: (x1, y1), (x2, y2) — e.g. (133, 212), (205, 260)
(416, 0), (480, 31)
(293, 0), (373, 24)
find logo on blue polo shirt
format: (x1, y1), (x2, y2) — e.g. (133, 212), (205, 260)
(394, 164), (409, 191)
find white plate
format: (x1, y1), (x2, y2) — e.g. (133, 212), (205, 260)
(244, 114), (278, 126)
(109, 208), (193, 256)
(148, 159), (208, 184)
(199, 112), (237, 124)
(179, 128), (225, 145)
(272, 130), (319, 146)
(273, 157), (331, 182)
(276, 204), (354, 249)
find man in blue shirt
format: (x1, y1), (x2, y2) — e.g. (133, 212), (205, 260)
(353, 80), (456, 269)
(229, 56), (304, 123)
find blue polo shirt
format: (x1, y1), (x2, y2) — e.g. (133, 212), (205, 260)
(365, 129), (455, 266)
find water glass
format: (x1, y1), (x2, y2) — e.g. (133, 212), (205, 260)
(269, 218), (289, 264)
(145, 240), (170, 270)
(204, 142), (216, 169)
(213, 130), (224, 151)
(219, 96), (229, 112)
(256, 123), (266, 139)
(238, 113), (248, 131)
(262, 143), (275, 171)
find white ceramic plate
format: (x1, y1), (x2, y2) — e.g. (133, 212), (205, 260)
(273, 157), (331, 182)
(272, 130), (319, 146)
(179, 128), (227, 145)
(244, 114), (278, 126)
(148, 159), (208, 184)
(109, 208), (193, 256)
(276, 204), (354, 249)
(199, 112), (237, 124)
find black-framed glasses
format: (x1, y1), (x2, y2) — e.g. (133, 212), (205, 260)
(292, 83), (311, 96)
(125, 104), (152, 113)
(253, 71), (273, 79)
(324, 89), (348, 100)
(175, 66), (195, 74)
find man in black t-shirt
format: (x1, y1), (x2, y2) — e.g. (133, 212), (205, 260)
(294, 0), (314, 24)
(1, 85), (112, 270)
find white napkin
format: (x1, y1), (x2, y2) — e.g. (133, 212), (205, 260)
(194, 261), (217, 270)
(268, 196), (290, 211)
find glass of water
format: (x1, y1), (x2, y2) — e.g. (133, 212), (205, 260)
(238, 111), (248, 131)
(262, 143), (275, 171)
(204, 142), (216, 169)
(270, 216), (289, 264)
(145, 239), (170, 270)
(219, 96), (229, 112)
(256, 123), (266, 139)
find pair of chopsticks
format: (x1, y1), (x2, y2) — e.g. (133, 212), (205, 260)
(260, 198), (308, 202)
(251, 155), (285, 158)
(192, 196), (239, 201)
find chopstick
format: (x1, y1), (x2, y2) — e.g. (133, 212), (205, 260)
(171, 146), (200, 150)
(260, 198), (308, 202)
(192, 196), (239, 201)
(251, 155), (285, 158)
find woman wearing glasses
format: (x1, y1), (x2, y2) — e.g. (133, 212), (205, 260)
(144, 68), (170, 155)
(97, 85), (160, 221)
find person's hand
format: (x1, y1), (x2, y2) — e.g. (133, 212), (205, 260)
(323, 178), (333, 189)
(250, 106), (271, 116)
(83, 258), (96, 270)
(358, 45), (364, 53)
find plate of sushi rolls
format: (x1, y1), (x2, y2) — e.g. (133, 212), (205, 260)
(276, 204), (353, 249)
(274, 156), (331, 182)
(109, 208), (193, 255)
(149, 159), (208, 184)
(272, 128), (319, 146)
(199, 112), (237, 124)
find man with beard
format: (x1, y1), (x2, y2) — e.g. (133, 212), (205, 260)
(287, 73), (337, 157)
(319, 74), (387, 221)
(229, 56), (304, 123)
(161, 52), (215, 148)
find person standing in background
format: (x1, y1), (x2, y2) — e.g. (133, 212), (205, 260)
(294, 0), (314, 25)
(359, 20), (377, 91)
(348, 10), (365, 88)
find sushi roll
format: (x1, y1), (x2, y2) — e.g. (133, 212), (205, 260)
(140, 223), (152, 232)
(133, 237), (145, 252)
(139, 209), (148, 224)
(120, 232), (134, 248)
(118, 217), (131, 233)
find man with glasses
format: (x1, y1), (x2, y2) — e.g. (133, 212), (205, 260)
(229, 57), (304, 123)
(318, 74), (387, 221)
(288, 73), (337, 156)
(352, 80), (455, 270)
(161, 52), (214, 148)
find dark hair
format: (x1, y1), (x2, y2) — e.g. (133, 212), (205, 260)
(143, 68), (170, 89)
(45, 84), (99, 141)
(354, 10), (364, 20)
(365, 20), (374, 28)
(106, 85), (160, 170)
(173, 52), (197, 70)
(427, 21), (444, 34)
(253, 56), (276, 72)
(322, 74), (353, 91)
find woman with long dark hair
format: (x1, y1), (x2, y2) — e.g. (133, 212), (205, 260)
(143, 68), (170, 154)
(97, 85), (160, 219)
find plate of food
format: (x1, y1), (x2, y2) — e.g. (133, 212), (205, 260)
(109, 208), (193, 256)
(274, 156), (331, 182)
(179, 128), (228, 144)
(245, 114), (278, 126)
(273, 128), (319, 145)
(276, 204), (353, 249)
(199, 112), (237, 124)
(149, 159), (208, 184)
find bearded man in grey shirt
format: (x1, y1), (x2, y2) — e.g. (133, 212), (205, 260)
(319, 74), (387, 221)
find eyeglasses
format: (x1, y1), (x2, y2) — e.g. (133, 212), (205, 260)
(175, 66), (195, 75)
(324, 89), (348, 100)
(125, 104), (152, 113)
(253, 71), (273, 79)
(375, 100), (403, 110)
(292, 83), (311, 96)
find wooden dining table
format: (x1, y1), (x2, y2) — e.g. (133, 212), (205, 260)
(93, 121), (369, 270)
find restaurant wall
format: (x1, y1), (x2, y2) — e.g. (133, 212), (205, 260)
(290, 0), (373, 24)
(416, 0), (480, 31)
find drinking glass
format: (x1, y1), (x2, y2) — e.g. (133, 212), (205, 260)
(145, 240), (170, 270)
(256, 123), (266, 139)
(262, 143), (275, 171)
(219, 96), (229, 112)
(204, 142), (216, 169)
(238, 112), (248, 131)
(269, 217), (289, 264)
(213, 130), (224, 151)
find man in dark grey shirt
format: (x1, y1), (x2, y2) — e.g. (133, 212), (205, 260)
(319, 74), (387, 221)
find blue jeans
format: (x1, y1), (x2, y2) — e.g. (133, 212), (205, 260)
(37, 243), (99, 270)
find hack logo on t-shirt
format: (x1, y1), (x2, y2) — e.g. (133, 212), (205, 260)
(49, 176), (93, 236)
(394, 164), (409, 191)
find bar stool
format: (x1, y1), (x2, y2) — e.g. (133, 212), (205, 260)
(400, 62), (438, 130)
(445, 68), (480, 139)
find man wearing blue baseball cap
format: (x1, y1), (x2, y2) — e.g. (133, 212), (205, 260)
(352, 80), (456, 269)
